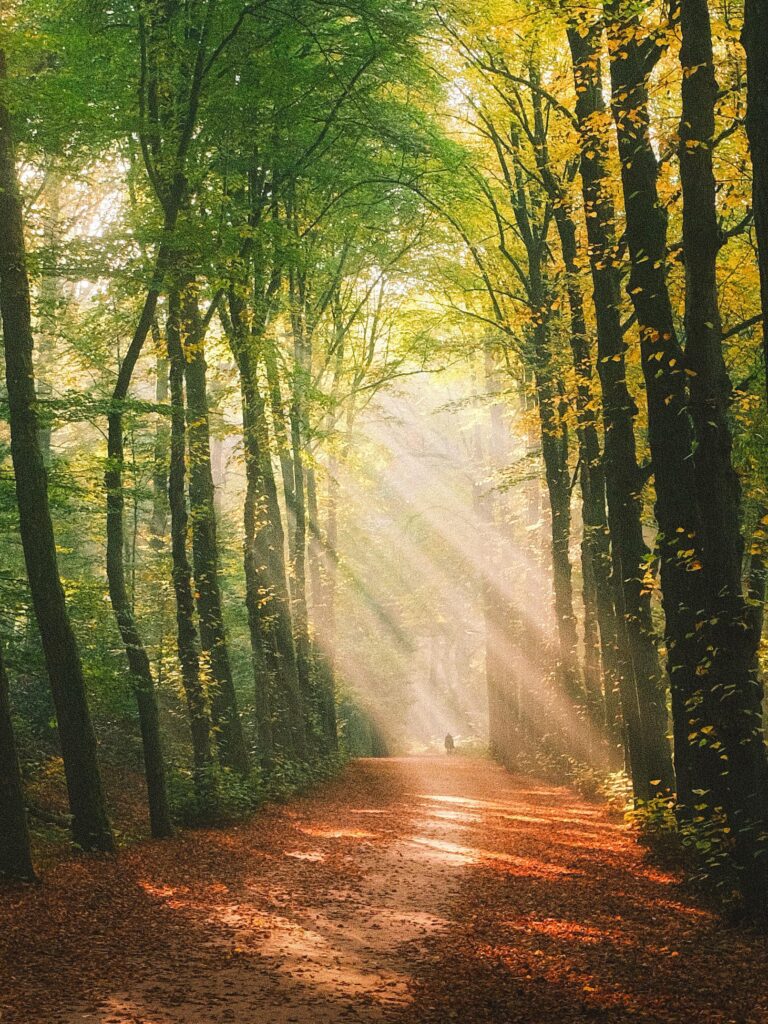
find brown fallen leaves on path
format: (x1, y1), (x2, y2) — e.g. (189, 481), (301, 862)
(1, 756), (768, 1024)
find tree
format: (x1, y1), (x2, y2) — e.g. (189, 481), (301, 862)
(0, 46), (113, 853)
(165, 292), (217, 802)
(743, 0), (768, 401)
(0, 641), (36, 882)
(566, 10), (673, 797)
(181, 288), (249, 774)
(678, 0), (768, 917)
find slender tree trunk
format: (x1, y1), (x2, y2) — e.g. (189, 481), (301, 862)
(543, 180), (619, 735)
(150, 331), (170, 546)
(181, 290), (249, 775)
(743, 0), (768, 404)
(289, 396), (313, 733)
(0, 50), (114, 853)
(478, 351), (521, 764)
(165, 292), (216, 794)
(532, 325), (580, 704)
(105, 488), (173, 839)
(529, 75), (616, 729)
(504, 147), (580, 707)
(323, 447), (343, 728)
(288, 294), (315, 742)
(306, 465), (338, 750)
(578, 470), (606, 721)
(306, 466), (324, 616)
(236, 343), (277, 762)
(263, 336), (297, 564)
(567, 16), (674, 797)
(242, 474), (276, 765)
(105, 257), (173, 838)
(679, 0), (768, 914)
(325, 454), (340, 674)
(36, 170), (63, 469)
(225, 296), (307, 757)
(0, 643), (36, 882)
(747, 506), (768, 650)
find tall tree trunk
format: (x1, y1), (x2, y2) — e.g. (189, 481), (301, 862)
(0, 643), (36, 882)
(288, 396), (313, 738)
(532, 325), (580, 705)
(743, 0), (768, 404)
(567, 16), (674, 797)
(263, 336), (297, 564)
(36, 169), (63, 469)
(679, 0), (768, 914)
(234, 332), (276, 762)
(605, 0), (726, 817)
(225, 296), (307, 758)
(0, 50), (114, 853)
(105, 262), (173, 839)
(150, 330), (170, 546)
(288, 291), (316, 743)
(306, 465), (338, 750)
(504, 146), (581, 707)
(306, 466), (324, 617)
(531, 109), (620, 736)
(476, 359), (519, 765)
(165, 292), (216, 795)
(181, 290), (249, 775)
(325, 453), (341, 674)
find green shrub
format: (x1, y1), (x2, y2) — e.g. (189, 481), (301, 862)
(167, 763), (263, 827)
(628, 796), (740, 908)
(506, 747), (631, 807)
(168, 751), (349, 826)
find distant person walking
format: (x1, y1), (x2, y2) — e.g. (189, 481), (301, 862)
(444, 733), (455, 756)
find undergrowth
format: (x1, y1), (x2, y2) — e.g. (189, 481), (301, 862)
(27, 750), (350, 855)
(507, 748), (631, 809)
(627, 796), (741, 911)
(168, 751), (349, 827)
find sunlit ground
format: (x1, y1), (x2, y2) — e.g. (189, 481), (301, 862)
(2, 756), (766, 1024)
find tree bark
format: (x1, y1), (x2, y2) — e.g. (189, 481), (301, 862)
(263, 336), (297, 564)
(105, 249), (173, 839)
(306, 465), (338, 751)
(238, 346), (277, 763)
(165, 293), (216, 795)
(0, 49), (114, 852)
(225, 295), (307, 758)
(567, 16), (674, 797)
(529, 99), (619, 737)
(605, 0), (709, 810)
(742, 0), (768, 405)
(35, 170), (63, 469)
(0, 643), (36, 882)
(500, 133), (581, 707)
(150, 335), (170, 546)
(679, 0), (768, 915)
(288, 285), (317, 744)
(181, 290), (250, 775)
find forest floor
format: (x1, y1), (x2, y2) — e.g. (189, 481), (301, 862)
(2, 757), (768, 1024)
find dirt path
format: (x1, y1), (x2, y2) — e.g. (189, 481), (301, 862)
(2, 757), (768, 1024)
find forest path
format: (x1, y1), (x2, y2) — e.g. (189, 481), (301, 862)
(2, 757), (768, 1024)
